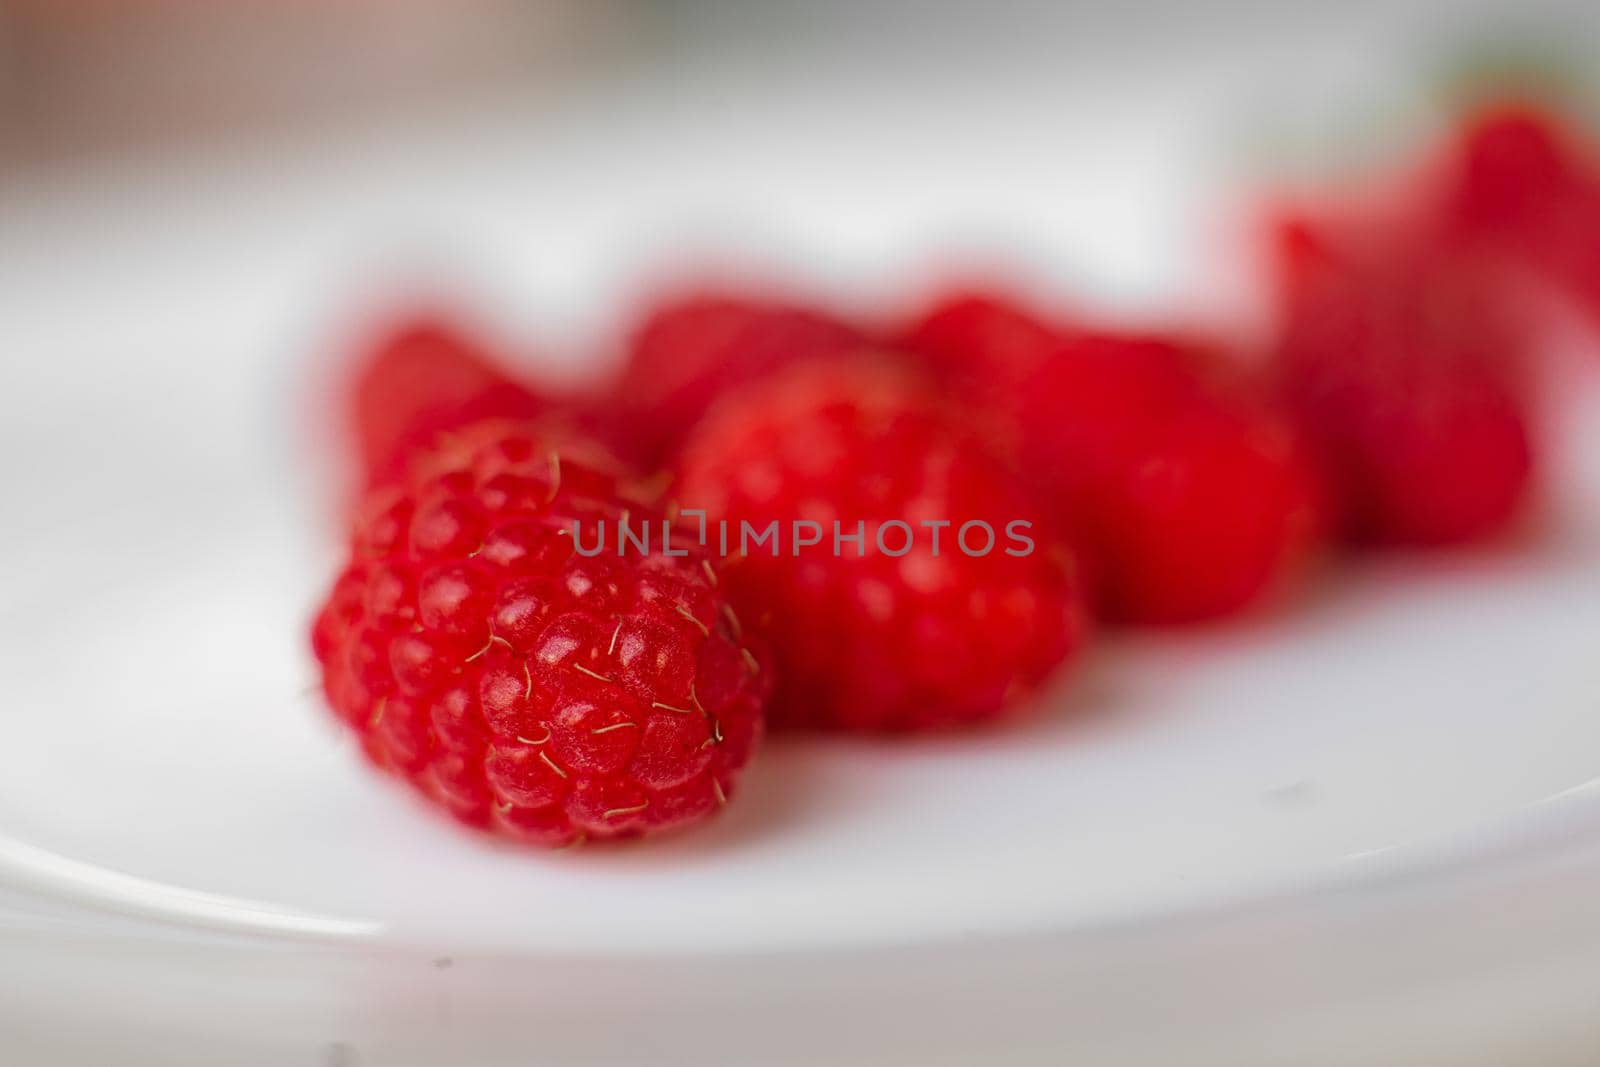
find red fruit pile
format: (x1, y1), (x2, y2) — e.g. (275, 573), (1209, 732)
(310, 97), (1591, 847)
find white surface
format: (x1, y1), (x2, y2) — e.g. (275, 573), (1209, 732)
(4, 502), (1600, 956)
(4, 6), (1600, 1061)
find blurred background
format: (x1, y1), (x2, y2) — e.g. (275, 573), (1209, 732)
(6, 0), (1598, 330)
(7, 0), (1599, 471)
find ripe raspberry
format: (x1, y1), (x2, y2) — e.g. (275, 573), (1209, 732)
(312, 419), (768, 846)
(1271, 214), (1537, 547)
(349, 316), (545, 488)
(607, 292), (864, 469)
(903, 293), (1322, 624)
(674, 360), (1088, 732)
(901, 289), (1062, 399)
(1438, 103), (1593, 241)
(897, 289), (1068, 456)
(1429, 102), (1600, 326)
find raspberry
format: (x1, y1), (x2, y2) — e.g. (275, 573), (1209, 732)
(608, 292), (864, 469)
(897, 289), (1069, 457)
(673, 360), (1088, 732)
(1271, 214), (1536, 546)
(901, 290), (1063, 400)
(1429, 102), (1600, 326)
(349, 316), (545, 488)
(903, 293), (1322, 624)
(1438, 103), (1593, 241)
(312, 420), (768, 845)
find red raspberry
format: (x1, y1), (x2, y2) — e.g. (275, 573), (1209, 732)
(312, 420), (768, 846)
(903, 293), (1322, 624)
(673, 360), (1088, 733)
(1438, 103), (1593, 241)
(1429, 102), (1600, 326)
(1271, 214), (1537, 547)
(897, 290), (1068, 457)
(608, 292), (864, 469)
(902, 290), (1063, 400)
(349, 316), (545, 488)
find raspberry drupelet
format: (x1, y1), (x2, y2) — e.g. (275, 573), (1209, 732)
(312, 420), (769, 846)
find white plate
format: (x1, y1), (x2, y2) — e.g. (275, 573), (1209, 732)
(5, 340), (1600, 1067)
(5, 481), (1600, 956)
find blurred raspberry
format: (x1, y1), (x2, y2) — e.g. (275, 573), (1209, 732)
(349, 317), (546, 489)
(313, 419), (768, 846)
(901, 289), (1062, 400)
(1432, 101), (1600, 325)
(1439, 103), (1592, 238)
(608, 292), (864, 469)
(674, 360), (1088, 732)
(903, 293), (1323, 624)
(1271, 214), (1536, 547)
